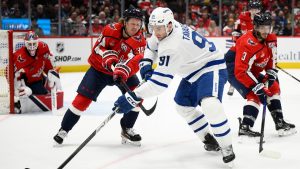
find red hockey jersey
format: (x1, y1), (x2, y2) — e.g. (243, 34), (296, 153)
(13, 41), (53, 84)
(88, 22), (146, 77)
(234, 31), (276, 88)
(239, 11), (254, 34)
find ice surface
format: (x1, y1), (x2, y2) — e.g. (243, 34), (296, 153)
(0, 70), (299, 169)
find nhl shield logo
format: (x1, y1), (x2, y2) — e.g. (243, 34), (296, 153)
(56, 42), (64, 53)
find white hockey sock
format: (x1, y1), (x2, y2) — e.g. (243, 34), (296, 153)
(175, 104), (209, 141)
(201, 97), (232, 148)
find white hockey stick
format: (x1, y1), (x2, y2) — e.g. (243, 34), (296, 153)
(51, 84), (58, 115)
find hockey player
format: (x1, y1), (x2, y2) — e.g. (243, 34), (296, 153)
(53, 7), (146, 146)
(226, 0), (262, 96)
(13, 31), (62, 113)
(231, 12), (296, 137)
(114, 7), (235, 166)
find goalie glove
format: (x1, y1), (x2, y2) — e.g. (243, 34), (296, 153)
(266, 69), (278, 87)
(101, 50), (119, 72)
(114, 91), (142, 114)
(139, 58), (153, 81)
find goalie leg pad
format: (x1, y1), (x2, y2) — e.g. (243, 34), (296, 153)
(201, 97), (232, 148)
(175, 104), (209, 141)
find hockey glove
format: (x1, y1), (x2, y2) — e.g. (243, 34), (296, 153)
(139, 58), (153, 81)
(113, 63), (131, 83)
(114, 91), (142, 114)
(101, 50), (119, 72)
(266, 69), (278, 87)
(252, 83), (272, 104)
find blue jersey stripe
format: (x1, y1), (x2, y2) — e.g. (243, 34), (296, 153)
(214, 128), (231, 137)
(153, 71), (174, 79)
(188, 114), (204, 125)
(210, 119), (228, 128)
(194, 122), (208, 133)
(148, 79), (168, 88)
(185, 59), (225, 81)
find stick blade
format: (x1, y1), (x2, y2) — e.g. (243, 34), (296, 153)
(259, 149), (281, 159)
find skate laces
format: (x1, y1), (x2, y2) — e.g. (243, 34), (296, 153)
(57, 129), (68, 138)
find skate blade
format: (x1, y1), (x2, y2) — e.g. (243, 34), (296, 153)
(53, 142), (63, 147)
(226, 161), (235, 168)
(121, 138), (141, 147)
(259, 149), (281, 159)
(278, 128), (297, 137)
(238, 135), (263, 144)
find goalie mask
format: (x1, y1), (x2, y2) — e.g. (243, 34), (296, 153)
(148, 7), (174, 37)
(24, 31), (39, 56)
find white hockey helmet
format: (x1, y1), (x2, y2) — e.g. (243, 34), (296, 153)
(148, 7), (174, 34)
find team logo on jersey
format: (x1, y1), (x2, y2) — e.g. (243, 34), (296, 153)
(121, 43), (127, 52)
(17, 55), (25, 63)
(56, 42), (64, 53)
(247, 39), (256, 46)
(255, 58), (269, 68)
(133, 34), (142, 42)
(109, 23), (117, 30)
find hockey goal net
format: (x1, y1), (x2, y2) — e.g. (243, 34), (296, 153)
(0, 30), (28, 114)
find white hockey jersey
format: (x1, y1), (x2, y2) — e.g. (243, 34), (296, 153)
(135, 21), (226, 98)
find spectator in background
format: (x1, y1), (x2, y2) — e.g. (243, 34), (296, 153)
(89, 16), (104, 36)
(223, 18), (235, 36)
(33, 4), (46, 19)
(282, 21), (292, 36)
(196, 18), (209, 36)
(294, 21), (300, 36)
(31, 18), (44, 36)
(208, 20), (221, 36)
(70, 16), (87, 36)
(210, 6), (220, 26)
(275, 10), (288, 35)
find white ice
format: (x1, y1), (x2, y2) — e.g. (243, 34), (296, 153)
(0, 70), (300, 169)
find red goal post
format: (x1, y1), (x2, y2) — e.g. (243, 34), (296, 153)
(0, 30), (28, 114)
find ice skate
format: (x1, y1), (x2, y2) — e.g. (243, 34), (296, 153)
(121, 128), (141, 146)
(53, 129), (68, 146)
(275, 119), (297, 136)
(221, 145), (235, 168)
(238, 118), (261, 143)
(227, 85), (235, 96)
(203, 133), (220, 152)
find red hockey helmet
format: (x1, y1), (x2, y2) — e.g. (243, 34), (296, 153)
(24, 31), (39, 56)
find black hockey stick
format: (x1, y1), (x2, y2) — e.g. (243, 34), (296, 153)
(58, 83), (157, 168)
(58, 111), (116, 169)
(258, 99), (281, 159)
(277, 66), (300, 83)
(259, 101), (267, 153)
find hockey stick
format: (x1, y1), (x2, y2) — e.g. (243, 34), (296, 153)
(259, 99), (281, 159)
(58, 110), (116, 169)
(58, 81), (157, 168)
(51, 84), (58, 115)
(277, 66), (300, 83)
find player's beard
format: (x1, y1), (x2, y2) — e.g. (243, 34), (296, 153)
(28, 49), (36, 56)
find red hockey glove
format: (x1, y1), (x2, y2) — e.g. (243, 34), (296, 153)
(101, 50), (119, 72)
(113, 63), (131, 83)
(252, 83), (272, 104)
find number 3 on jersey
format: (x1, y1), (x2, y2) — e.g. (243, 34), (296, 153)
(192, 31), (216, 52)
